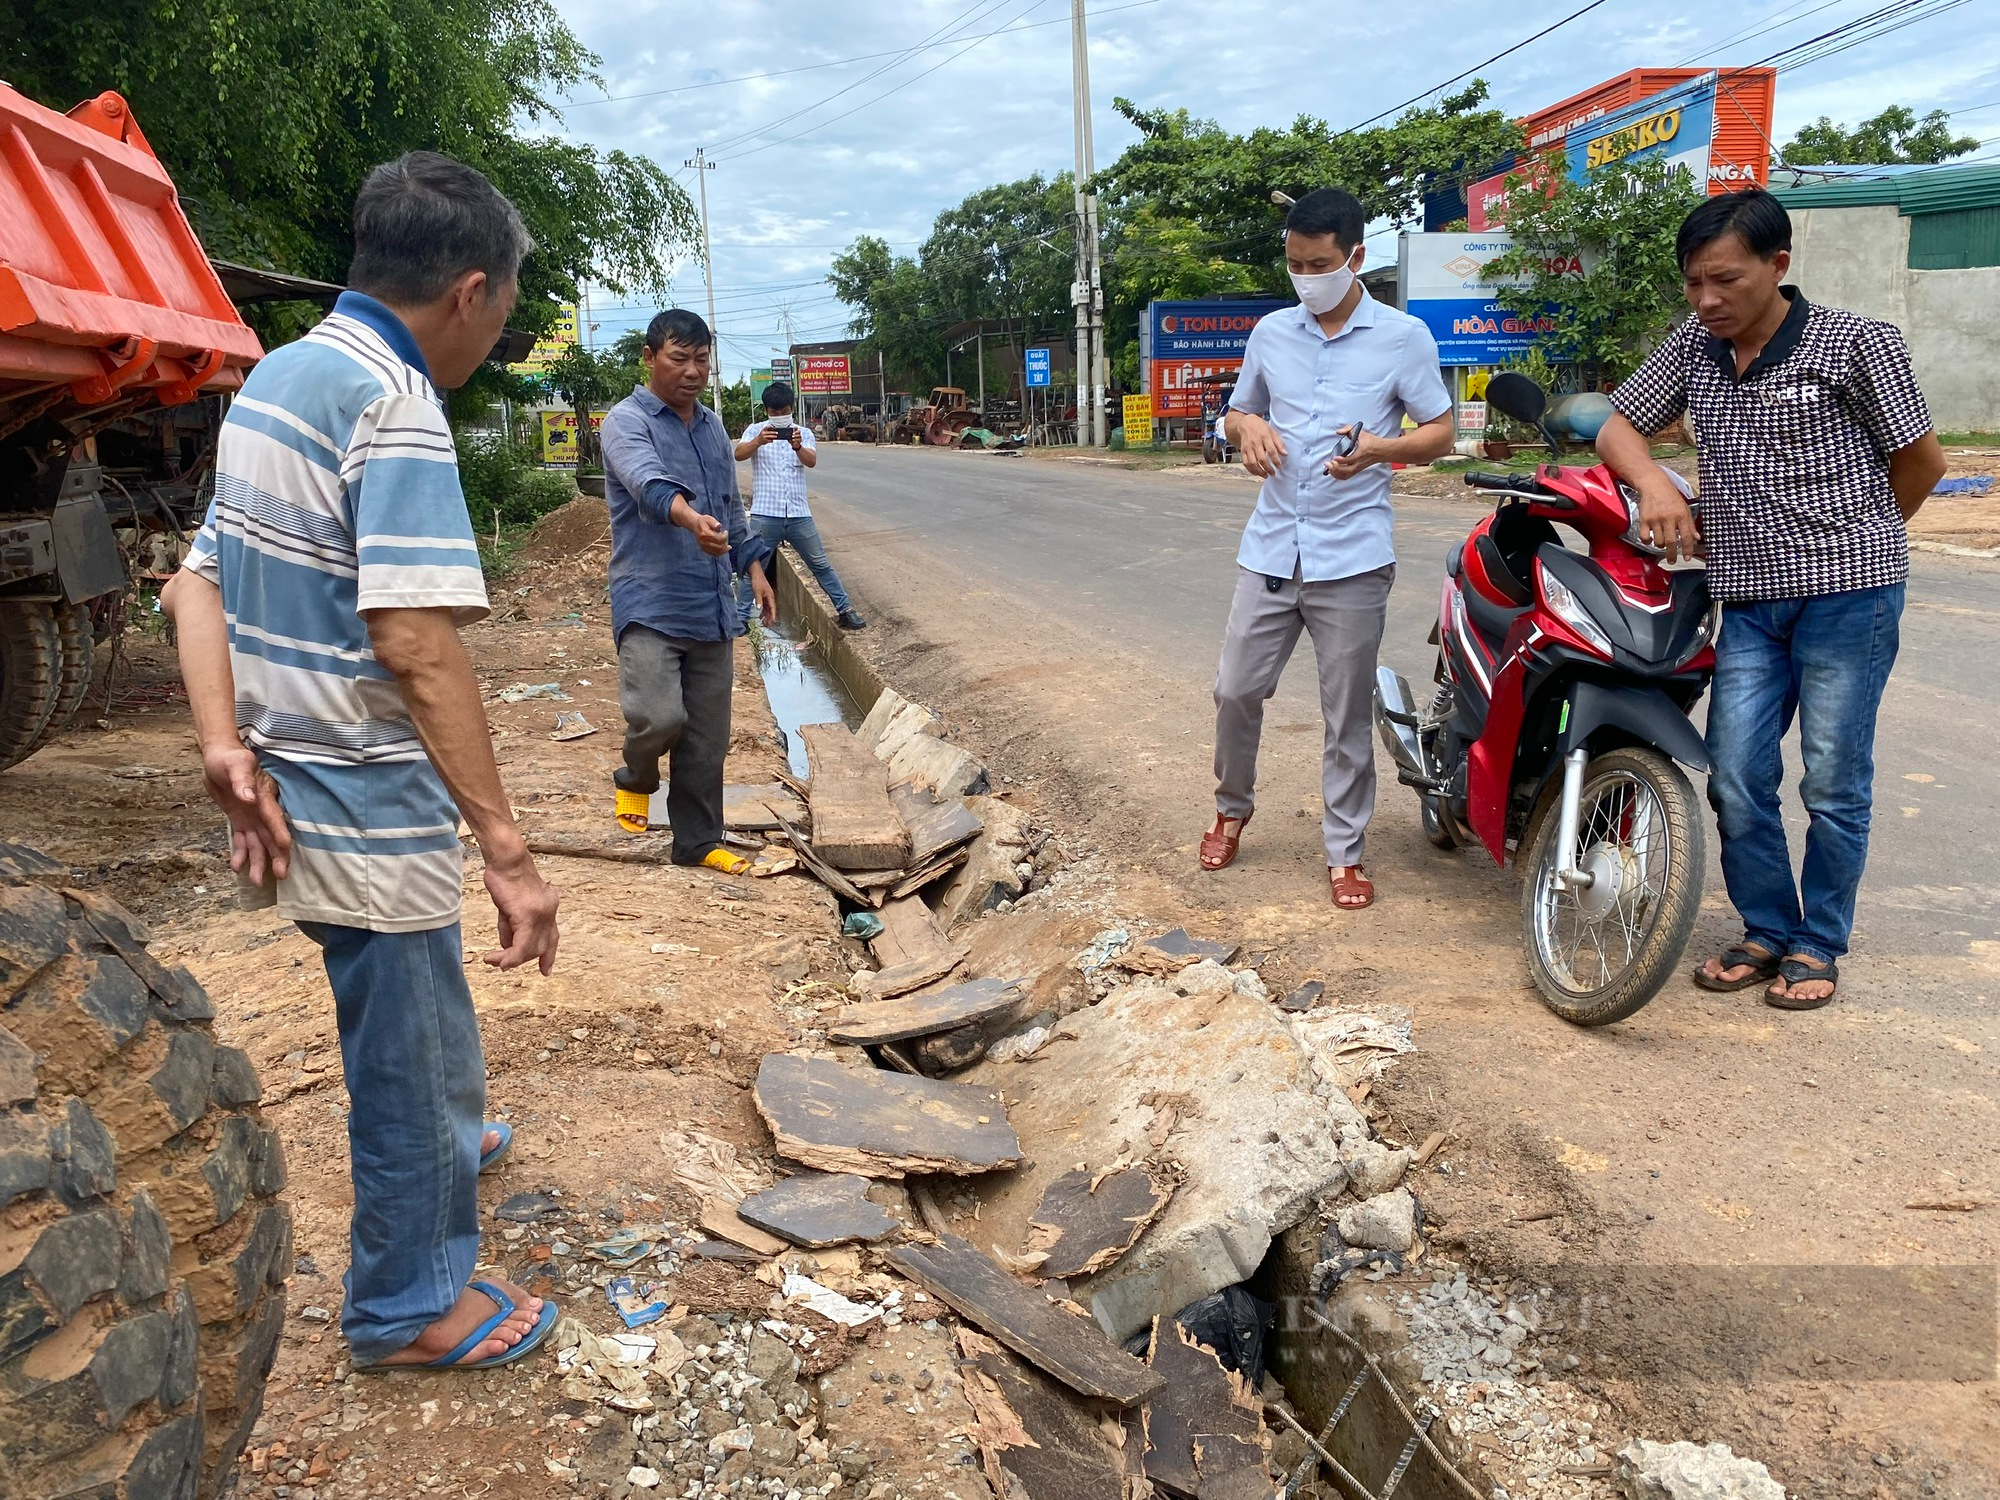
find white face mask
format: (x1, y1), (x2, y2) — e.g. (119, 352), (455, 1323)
(1290, 250), (1361, 315)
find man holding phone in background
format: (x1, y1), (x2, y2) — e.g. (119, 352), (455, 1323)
(734, 381), (867, 630)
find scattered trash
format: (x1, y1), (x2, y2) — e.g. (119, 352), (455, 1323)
(1931, 475), (1994, 496)
(1077, 928), (1131, 974)
(1285, 1006), (1414, 1093)
(494, 1190), (562, 1223)
(550, 711), (597, 741)
(607, 1276), (671, 1328)
(584, 1225), (664, 1267)
(1161, 1286), (1275, 1384)
(659, 1127), (773, 1202)
(1278, 979), (1325, 1014)
(781, 1271), (882, 1327)
(108, 764), (170, 780)
(985, 1024), (1052, 1064)
(841, 911), (885, 940)
(298, 1305), (331, 1323)
(496, 681), (570, 702)
(649, 941), (701, 956)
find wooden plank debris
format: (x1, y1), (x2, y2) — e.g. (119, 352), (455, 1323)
(867, 895), (952, 971)
(800, 723), (912, 870)
(1141, 1317), (1269, 1498)
(884, 1235), (1165, 1407)
(888, 847), (971, 901)
(764, 807), (869, 904)
(722, 783), (810, 830)
(850, 942), (968, 1000)
(736, 1172), (900, 1248)
(891, 781), (986, 865)
(830, 976), (1027, 1047)
(753, 1054), (1020, 1178)
(697, 1197), (787, 1256)
(1024, 1163), (1175, 1279)
(957, 1327), (1137, 1499)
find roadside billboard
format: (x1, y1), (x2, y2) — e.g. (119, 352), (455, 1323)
(1567, 75), (1714, 186)
(509, 303), (578, 378)
(1121, 393), (1153, 437)
(539, 408), (607, 466)
(797, 354), (852, 395)
(750, 367), (774, 404)
(1139, 297), (1288, 418)
(1397, 234), (1560, 366)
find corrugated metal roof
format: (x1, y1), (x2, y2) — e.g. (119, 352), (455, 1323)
(1772, 161), (2000, 215)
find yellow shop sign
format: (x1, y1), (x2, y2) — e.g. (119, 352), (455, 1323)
(1585, 108), (1681, 170)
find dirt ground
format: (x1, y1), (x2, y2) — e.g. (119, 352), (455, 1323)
(0, 515), (1010, 1499)
(800, 448), (2000, 1500)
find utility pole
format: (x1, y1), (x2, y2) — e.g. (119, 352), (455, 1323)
(976, 327), (985, 414)
(685, 148), (722, 411)
(1069, 0), (1106, 448)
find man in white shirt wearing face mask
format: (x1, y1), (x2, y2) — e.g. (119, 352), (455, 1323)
(1197, 187), (1454, 910)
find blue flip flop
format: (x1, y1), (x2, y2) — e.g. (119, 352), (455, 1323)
(359, 1281), (559, 1373)
(479, 1121), (512, 1174)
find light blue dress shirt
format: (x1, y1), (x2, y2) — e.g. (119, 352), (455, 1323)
(1226, 294), (1451, 583)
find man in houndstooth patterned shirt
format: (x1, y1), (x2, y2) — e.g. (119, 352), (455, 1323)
(1598, 189), (1946, 1011)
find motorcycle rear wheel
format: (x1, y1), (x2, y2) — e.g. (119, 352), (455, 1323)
(1420, 794), (1458, 850)
(1520, 746), (1703, 1026)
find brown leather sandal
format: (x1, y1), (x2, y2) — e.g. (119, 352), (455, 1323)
(1329, 866), (1375, 909)
(1200, 812), (1251, 871)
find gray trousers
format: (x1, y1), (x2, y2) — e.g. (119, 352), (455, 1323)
(1213, 563), (1394, 868)
(616, 626), (734, 864)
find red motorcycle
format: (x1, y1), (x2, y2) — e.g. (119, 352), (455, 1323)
(1374, 374), (1719, 1025)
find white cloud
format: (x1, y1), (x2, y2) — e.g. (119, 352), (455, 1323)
(550, 0), (2000, 352)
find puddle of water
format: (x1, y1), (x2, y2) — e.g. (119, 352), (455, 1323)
(756, 625), (861, 778)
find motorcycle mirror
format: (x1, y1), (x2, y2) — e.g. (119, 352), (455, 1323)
(1485, 372), (1547, 427)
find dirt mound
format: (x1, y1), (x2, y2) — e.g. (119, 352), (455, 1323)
(520, 495), (611, 564)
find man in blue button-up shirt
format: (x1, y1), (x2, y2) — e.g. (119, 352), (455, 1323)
(601, 308), (774, 864)
(1199, 189), (1454, 910)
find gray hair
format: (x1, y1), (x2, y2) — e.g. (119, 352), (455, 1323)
(348, 152), (533, 305)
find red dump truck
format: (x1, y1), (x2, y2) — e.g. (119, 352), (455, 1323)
(0, 82), (263, 768)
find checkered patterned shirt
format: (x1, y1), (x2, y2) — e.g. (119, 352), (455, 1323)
(742, 419), (816, 519)
(1610, 289), (1933, 602)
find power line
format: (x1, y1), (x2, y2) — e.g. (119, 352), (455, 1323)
(558, 0), (1166, 110)
(1675, 0), (1849, 66)
(1336, 0), (1617, 134)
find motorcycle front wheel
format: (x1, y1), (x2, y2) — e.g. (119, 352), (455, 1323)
(1520, 746), (1703, 1026)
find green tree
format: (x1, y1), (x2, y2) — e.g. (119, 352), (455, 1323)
(1782, 105), (1979, 166)
(1487, 156), (1705, 381)
(1, 0), (697, 332)
(827, 236), (948, 391)
(541, 344), (635, 472)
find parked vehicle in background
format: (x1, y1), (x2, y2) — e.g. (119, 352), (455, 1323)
(0, 83), (262, 768)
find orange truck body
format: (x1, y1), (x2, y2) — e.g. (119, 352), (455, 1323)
(0, 83), (262, 409)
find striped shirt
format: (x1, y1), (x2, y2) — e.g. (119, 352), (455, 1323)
(185, 291), (488, 932)
(741, 419), (816, 518)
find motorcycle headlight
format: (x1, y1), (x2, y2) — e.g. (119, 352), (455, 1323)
(1677, 601), (1723, 665)
(1540, 570), (1614, 658)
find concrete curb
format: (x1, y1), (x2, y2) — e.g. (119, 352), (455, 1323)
(770, 551), (887, 714)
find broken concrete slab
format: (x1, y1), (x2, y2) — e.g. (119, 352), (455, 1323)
(1025, 1164), (1176, 1280)
(736, 1172), (899, 1249)
(1340, 1139), (1412, 1198)
(1335, 1187), (1416, 1253)
(1614, 1439), (1785, 1500)
(800, 724), (912, 871)
(885, 1234), (1164, 1406)
(887, 734), (988, 799)
(753, 1053), (1021, 1178)
(858, 688), (941, 761)
(957, 1328), (1136, 1499)
(1142, 1318), (1268, 1498)
(934, 795), (1033, 930)
(829, 976), (1028, 1048)
(963, 973), (1365, 1343)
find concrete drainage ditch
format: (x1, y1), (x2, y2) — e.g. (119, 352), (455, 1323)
(764, 552), (1784, 1500)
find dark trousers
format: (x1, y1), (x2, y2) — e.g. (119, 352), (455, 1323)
(615, 626), (735, 863)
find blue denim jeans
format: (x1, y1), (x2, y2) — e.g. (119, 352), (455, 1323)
(737, 512), (852, 619)
(1705, 583), (1904, 965)
(297, 921), (485, 1364)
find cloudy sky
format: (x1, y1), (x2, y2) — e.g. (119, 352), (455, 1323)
(545, 0), (2000, 372)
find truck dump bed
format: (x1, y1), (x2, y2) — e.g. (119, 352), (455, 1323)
(0, 84), (261, 404)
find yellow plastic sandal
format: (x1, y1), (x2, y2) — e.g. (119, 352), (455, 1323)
(700, 848), (750, 875)
(614, 788), (650, 834)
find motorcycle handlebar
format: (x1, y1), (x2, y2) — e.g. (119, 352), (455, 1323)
(1462, 472), (1520, 490)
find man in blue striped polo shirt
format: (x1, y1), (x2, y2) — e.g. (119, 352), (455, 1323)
(163, 153), (561, 1371)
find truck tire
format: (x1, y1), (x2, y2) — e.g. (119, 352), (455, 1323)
(0, 843), (291, 1500)
(0, 602), (61, 771)
(23, 602), (96, 759)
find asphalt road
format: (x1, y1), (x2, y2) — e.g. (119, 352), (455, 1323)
(807, 443), (2000, 992)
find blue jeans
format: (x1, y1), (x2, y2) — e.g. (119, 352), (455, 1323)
(298, 921), (485, 1364)
(1705, 583), (1904, 965)
(737, 512), (852, 618)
